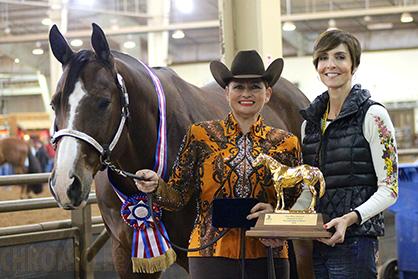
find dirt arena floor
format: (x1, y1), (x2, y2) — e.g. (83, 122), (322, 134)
(0, 183), (102, 228)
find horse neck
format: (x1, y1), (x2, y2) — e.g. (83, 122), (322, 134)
(264, 157), (280, 170)
(118, 63), (178, 176)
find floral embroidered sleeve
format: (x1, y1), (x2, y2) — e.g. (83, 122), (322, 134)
(355, 105), (398, 225)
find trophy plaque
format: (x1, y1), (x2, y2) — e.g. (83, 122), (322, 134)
(246, 154), (333, 239)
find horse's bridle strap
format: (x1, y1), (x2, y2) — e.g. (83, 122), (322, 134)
(52, 72), (129, 162)
(52, 129), (105, 155)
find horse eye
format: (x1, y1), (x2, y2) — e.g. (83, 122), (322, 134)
(97, 98), (111, 111)
(50, 103), (55, 111)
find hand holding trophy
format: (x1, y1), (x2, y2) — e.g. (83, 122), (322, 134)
(246, 153), (332, 239)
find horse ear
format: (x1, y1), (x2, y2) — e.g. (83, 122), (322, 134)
(91, 23), (111, 63)
(49, 24), (74, 65)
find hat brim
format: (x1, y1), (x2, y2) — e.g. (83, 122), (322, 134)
(210, 58), (284, 88)
(263, 58), (284, 87)
(210, 61), (233, 88)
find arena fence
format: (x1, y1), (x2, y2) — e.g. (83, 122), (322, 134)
(0, 149), (416, 278)
(0, 173), (115, 279)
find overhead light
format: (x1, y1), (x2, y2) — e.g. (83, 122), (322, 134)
(282, 21), (296, 32)
(123, 34), (136, 49)
(110, 18), (119, 30)
(123, 41), (136, 49)
(33, 41), (44, 55)
(70, 39), (83, 47)
(176, 0), (193, 13)
(172, 29), (185, 39)
(363, 15), (372, 22)
(14, 58), (20, 64)
(401, 12), (413, 23)
(367, 22), (393, 30)
(32, 48), (44, 55)
(41, 17), (52, 26)
(327, 19), (337, 30)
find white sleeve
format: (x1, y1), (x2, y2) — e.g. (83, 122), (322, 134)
(355, 105), (398, 225)
(291, 120), (313, 211)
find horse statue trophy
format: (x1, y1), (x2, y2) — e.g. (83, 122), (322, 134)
(48, 23), (311, 279)
(247, 153), (332, 239)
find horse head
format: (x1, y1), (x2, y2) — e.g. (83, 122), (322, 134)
(252, 153), (269, 168)
(48, 23), (129, 209)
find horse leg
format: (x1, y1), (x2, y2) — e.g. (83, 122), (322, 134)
(292, 239), (314, 279)
(280, 189), (286, 211)
(111, 237), (162, 279)
(12, 166), (27, 199)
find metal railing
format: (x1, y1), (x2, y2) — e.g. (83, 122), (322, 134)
(0, 172), (110, 279)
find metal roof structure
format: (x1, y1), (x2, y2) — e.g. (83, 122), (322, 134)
(0, 0), (417, 112)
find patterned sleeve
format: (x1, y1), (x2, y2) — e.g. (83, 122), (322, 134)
(153, 125), (198, 211)
(356, 105), (398, 224)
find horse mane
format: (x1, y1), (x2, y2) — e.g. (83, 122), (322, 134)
(62, 50), (94, 99)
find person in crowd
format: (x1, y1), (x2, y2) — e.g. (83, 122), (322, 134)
(134, 50), (302, 279)
(34, 140), (48, 173)
(44, 138), (56, 172)
(299, 29), (398, 278)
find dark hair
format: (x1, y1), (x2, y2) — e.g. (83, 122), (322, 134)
(312, 29), (361, 74)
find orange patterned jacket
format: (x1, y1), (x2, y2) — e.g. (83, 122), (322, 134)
(154, 113), (301, 259)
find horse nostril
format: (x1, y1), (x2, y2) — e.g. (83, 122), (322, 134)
(67, 175), (82, 206)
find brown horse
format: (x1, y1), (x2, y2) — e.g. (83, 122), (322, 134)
(48, 23), (310, 278)
(0, 137), (43, 198)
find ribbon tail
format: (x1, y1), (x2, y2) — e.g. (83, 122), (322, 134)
(132, 248), (176, 273)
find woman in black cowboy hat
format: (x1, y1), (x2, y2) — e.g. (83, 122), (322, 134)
(135, 50), (301, 279)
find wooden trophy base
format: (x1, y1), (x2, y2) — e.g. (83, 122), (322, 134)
(246, 212), (333, 239)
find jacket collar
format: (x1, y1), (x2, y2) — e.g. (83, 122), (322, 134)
(300, 84), (371, 124)
(224, 112), (267, 138)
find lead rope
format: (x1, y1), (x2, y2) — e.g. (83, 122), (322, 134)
(116, 168), (275, 278)
(119, 169), (231, 252)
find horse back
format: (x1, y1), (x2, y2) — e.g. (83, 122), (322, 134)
(0, 137), (28, 168)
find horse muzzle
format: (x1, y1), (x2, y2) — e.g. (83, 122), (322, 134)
(49, 169), (92, 210)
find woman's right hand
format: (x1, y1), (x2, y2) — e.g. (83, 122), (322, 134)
(134, 169), (160, 193)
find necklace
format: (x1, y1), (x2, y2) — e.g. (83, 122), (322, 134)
(321, 101), (330, 135)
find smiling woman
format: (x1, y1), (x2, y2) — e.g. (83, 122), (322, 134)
(299, 29), (398, 279)
(134, 50), (302, 279)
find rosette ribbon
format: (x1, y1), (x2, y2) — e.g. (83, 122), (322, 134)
(109, 173), (176, 273)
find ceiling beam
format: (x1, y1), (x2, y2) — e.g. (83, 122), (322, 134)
(282, 4), (418, 21)
(0, 0), (150, 18)
(0, 20), (219, 44)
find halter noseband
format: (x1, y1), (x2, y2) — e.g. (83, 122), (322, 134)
(52, 73), (129, 169)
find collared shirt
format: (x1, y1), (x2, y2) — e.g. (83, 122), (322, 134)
(154, 113), (301, 259)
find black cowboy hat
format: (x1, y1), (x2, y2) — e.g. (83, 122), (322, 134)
(210, 50), (284, 88)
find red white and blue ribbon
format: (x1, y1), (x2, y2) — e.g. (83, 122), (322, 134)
(139, 61), (167, 179)
(109, 64), (174, 273)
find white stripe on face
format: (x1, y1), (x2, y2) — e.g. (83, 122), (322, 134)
(52, 81), (86, 203)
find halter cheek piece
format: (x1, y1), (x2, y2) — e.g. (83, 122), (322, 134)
(51, 72), (130, 171)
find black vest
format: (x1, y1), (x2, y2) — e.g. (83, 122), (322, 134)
(300, 84), (384, 237)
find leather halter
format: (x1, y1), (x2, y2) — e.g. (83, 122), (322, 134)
(52, 73), (129, 170)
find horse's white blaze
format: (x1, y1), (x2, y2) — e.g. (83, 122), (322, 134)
(52, 82), (85, 203)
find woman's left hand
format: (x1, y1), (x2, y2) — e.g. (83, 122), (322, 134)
(246, 202), (274, 220)
(317, 211), (359, 247)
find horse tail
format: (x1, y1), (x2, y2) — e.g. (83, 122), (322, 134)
(318, 172), (326, 198)
(26, 147), (43, 194)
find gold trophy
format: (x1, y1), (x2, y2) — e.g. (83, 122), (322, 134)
(246, 154), (332, 239)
